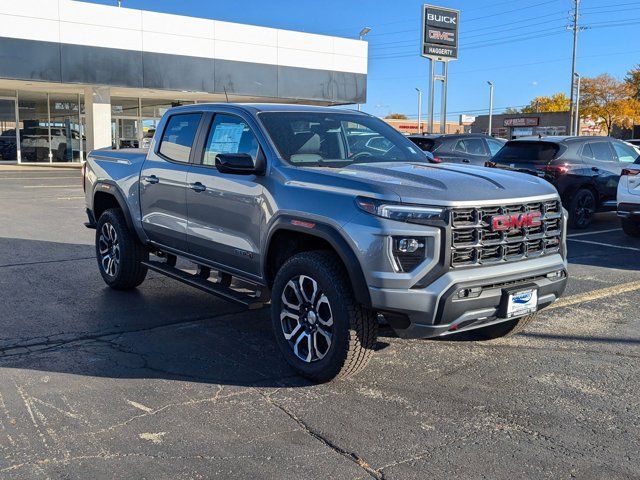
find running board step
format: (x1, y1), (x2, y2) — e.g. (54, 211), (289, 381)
(142, 260), (265, 310)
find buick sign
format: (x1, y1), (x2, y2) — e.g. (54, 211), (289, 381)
(422, 4), (459, 60)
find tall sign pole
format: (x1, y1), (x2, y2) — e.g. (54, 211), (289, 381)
(568, 0), (580, 135)
(422, 4), (459, 134)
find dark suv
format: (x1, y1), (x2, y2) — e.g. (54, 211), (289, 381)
(408, 134), (506, 165)
(489, 136), (640, 229)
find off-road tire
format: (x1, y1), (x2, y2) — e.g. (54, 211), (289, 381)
(271, 251), (377, 382)
(95, 208), (148, 290)
(469, 313), (537, 340)
(568, 188), (596, 229)
(621, 218), (640, 237)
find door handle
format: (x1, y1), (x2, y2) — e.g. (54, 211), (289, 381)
(189, 182), (206, 193)
(144, 175), (159, 184)
(462, 159), (470, 163)
(591, 167), (599, 173)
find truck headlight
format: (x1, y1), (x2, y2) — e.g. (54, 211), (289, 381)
(355, 197), (446, 225)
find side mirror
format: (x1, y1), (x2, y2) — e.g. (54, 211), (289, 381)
(215, 152), (265, 175)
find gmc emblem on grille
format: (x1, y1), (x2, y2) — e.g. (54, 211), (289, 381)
(491, 212), (542, 231)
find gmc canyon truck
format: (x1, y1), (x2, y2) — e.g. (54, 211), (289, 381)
(83, 104), (568, 382)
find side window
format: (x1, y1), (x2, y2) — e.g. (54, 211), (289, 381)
(582, 143), (594, 159)
(486, 138), (504, 156)
(588, 142), (615, 162)
(456, 138), (487, 156)
(612, 142), (639, 163)
(159, 113), (202, 163)
(203, 114), (259, 166)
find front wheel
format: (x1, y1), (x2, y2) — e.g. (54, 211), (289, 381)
(95, 208), (148, 290)
(271, 251), (377, 382)
(621, 218), (640, 237)
(568, 188), (596, 229)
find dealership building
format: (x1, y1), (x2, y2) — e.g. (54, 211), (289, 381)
(0, 0), (368, 163)
(471, 112), (603, 139)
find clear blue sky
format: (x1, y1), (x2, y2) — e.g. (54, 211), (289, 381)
(86, 0), (639, 120)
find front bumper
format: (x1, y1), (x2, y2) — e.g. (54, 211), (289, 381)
(370, 254), (567, 339)
(617, 203), (640, 219)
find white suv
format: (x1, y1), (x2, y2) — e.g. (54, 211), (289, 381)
(618, 156), (640, 237)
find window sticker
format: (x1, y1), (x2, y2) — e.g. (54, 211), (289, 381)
(203, 123), (245, 165)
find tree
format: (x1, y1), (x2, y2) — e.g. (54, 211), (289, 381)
(385, 113), (408, 119)
(625, 64), (640, 100)
(521, 93), (570, 113)
(580, 74), (636, 135)
(503, 107), (521, 114)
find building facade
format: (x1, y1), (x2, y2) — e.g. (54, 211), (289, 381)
(471, 112), (603, 139)
(0, 0), (368, 163)
(383, 118), (473, 135)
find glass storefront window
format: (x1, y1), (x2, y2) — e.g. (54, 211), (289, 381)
(18, 92), (50, 162)
(49, 94), (83, 162)
(111, 97), (139, 117)
(0, 99), (18, 162)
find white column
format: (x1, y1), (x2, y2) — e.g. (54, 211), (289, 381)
(84, 87), (111, 152)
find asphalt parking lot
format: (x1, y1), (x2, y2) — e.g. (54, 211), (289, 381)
(0, 167), (638, 479)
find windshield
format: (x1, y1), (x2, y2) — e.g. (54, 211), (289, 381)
(492, 141), (560, 163)
(258, 111), (428, 167)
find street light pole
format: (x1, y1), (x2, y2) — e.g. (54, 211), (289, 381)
(574, 72), (581, 137)
(357, 27), (371, 112)
(415, 88), (422, 135)
(569, 0), (580, 135)
(487, 81), (494, 137)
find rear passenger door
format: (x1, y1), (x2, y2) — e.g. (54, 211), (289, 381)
(186, 112), (265, 278)
(582, 141), (620, 204)
(140, 112), (203, 252)
(452, 138), (489, 165)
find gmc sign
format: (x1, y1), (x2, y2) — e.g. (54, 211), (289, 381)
(491, 212), (542, 231)
(422, 4), (459, 60)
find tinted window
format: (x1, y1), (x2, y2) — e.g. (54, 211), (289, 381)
(159, 113), (202, 163)
(492, 141), (560, 162)
(587, 142), (615, 162)
(409, 137), (435, 152)
(454, 138), (486, 156)
(259, 112), (427, 167)
(203, 114), (259, 166)
(486, 138), (505, 156)
(612, 142), (640, 163)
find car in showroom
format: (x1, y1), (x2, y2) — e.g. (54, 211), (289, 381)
(617, 158), (640, 237)
(407, 133), (506, 165)
(488, 136), (640, 229)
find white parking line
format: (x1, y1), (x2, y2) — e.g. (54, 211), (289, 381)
(23, 185), (79, 189)
(568, 238), (640, 252)
(567, 228), (621, 238)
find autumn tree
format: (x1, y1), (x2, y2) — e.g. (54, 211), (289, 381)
(385, 113), (409, 119)
(580, 74), (636, 134)
(625, 64), (640, 100)
(521, 93), (570, 113)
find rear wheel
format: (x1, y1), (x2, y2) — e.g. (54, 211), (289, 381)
(569, 188), (596, 229)
(95, 208), (148, 290)
(621, 218), (640, 237)
(271, 251), (377, 382)
(467, 314), (537, 340)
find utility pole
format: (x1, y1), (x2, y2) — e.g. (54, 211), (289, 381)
(568, 0), (580, 135)
(574, 72), (581, 136)
(487, 81), (494, 137)
(415, 88), (423, 134)
(357, 27), (371, 112)
(117, 0), (122, 6)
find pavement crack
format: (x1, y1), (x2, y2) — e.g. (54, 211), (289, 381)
(0, 257), (94, 268)
(257, 391), (382, 479)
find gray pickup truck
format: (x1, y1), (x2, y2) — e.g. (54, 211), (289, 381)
(83, 104), (568, 382)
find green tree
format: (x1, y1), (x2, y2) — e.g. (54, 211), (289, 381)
(503, 107), (521, 114)
(625, 64), (640, 100)
(385, 113), (408, 120)
(521, 93), (570, 113)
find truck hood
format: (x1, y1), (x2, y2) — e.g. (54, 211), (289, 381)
(304, 162), (558, 206)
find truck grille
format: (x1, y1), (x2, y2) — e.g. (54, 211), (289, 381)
(450, 200), (562, 267)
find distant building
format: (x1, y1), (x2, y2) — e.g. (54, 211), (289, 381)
(383, 118), (473, 135)
(471, 112), (603, 139)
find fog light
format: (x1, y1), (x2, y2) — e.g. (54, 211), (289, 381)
(457, 287), (482, 299)
(546, 270), (564, 279)
(397, 238), (423, 253)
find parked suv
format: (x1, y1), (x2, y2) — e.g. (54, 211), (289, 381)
(617, 158), (640, 237)
(489, 136), (640, 229)
(83, 104), (568, 382)
(408, 134), (506, 165)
